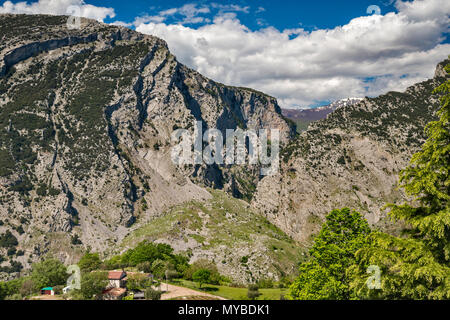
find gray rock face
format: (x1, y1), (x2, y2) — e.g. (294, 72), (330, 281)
(252, 60), (449, 243)
(0, 13), (447, 283)
(0, 14), (293, 275)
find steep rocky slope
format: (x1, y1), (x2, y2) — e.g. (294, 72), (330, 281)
(0, 14), (293, 277)
(120, 190), (305, 284)
(0, 13), (447, 284)
(252, 60), (449, 243)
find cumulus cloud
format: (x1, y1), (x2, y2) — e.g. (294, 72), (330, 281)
(0, 0), (115, 21)
(136, 0), (450, 107)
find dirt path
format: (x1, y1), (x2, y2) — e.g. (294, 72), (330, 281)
(160, 283), (226, 300)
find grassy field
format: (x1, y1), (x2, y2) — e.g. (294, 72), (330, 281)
(171, 279), (288, 300)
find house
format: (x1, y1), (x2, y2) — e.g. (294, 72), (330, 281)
(40, 287), (55, 296)
(102, 287), (127, 300)
(108, 271), (127, 288)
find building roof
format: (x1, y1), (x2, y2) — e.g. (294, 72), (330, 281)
(108, 271), (126, 280)
(41, 287), (53, 291)
(102, 287), (126, 297)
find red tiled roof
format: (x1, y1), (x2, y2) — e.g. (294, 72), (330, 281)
(108, 271), (126, 280)
(102, 287), (126, 297)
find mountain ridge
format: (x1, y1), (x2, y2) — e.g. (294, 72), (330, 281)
(0, 14), (294, 281)
(0, 14), (448, 284)
(252, 59), (449, 243)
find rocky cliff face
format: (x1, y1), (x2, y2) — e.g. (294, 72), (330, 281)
(252, 60), (449, 243)
(0, 14), (293, 276)
(0, 13), (447, 283)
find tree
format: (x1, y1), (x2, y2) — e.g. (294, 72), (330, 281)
(0, 282), (8, 300)
(121, 241), (174, 266)
(288, 208), (371, 300)
(79, 271), (108, 300)
(247, 284), (261, 300)
(126, 273), (151, 292)
(78, 252), (102, 273)
(192, 269), (211, 289)
(151, 259), (167, 279)
(144, 287), (162, 300)
(31, 258), (67, 291)
(183, 259), (221, 284)
(137, 261), (152, 273)
(165, 269), (178, 283)
(19, 278), (35, 297)
(349, 61), (450, 300)
(103, 255), (122, 270)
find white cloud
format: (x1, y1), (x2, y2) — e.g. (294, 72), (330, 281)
(134, 3), (211, 26)
(210, 3), (250, 14)
(136, 0), (450, 107)
(256, 7), (266, 14)
(110, 20), (132, 27)
(131, 3), (252, 28)
(0, 0), (115, 21)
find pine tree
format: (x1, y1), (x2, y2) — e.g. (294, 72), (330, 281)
(349, 61), (450, 300)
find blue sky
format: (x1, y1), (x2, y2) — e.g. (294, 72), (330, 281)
(1, 0), (449, 108)
(92, 0), (399, 32)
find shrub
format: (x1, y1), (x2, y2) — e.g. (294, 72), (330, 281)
(7, 248), (16, 256)
(0, 231), (18, 248)
(71, 234), (82, 245)
(144, 287), (162, 300)
(247, 284), (260, 300)
(4, 293), (22, 300)
(257, 278), (274, 289)
(192, 269), (211, 288)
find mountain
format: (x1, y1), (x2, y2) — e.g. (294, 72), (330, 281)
(0, 14), (295, 281)
(0, 14), (447, 284)
(282, 98), (363, 132)
(252, 60), (449, 243)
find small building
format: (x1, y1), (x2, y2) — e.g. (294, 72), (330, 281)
(40, 287), (55, 296)
(102, 287), (127, 300)
(108, 271), (127, 288)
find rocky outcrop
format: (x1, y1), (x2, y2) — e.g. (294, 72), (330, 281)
(0, 14), (293, 275)
(252, 60), (449, 243)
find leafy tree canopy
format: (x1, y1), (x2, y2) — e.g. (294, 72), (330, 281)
(289, 208), (371, 300)
(31, 257), (68, 291)
(192, 269), (211, 288)
(79, 271), (108, 300)
(78, 252), (102, 273)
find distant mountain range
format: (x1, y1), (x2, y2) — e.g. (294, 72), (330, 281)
(282, 98), (363, 132)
